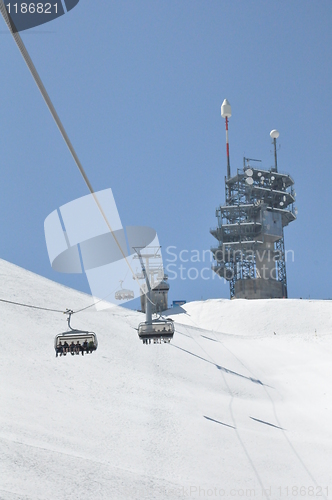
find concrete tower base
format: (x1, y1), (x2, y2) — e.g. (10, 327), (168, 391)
(234, 279), (285, 299)
(140, 280), (170, 313)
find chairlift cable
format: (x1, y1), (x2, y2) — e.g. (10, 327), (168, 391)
(0, 2), (153, 305)
(0, 296), (97, 315)
(71, 267), (132, 314)
(0, 297), (64, 313)
(0, 268), (132, 316)
(73, 280), (126, 314)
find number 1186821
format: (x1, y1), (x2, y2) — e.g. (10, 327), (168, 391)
(6, 3), (59, 14)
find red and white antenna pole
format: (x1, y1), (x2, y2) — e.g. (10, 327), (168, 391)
(225, 116), (230, 176)
(221, 99), (232, 179)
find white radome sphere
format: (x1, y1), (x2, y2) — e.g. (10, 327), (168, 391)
(221, 99), (232, 118)
(270, 129), (280, 139)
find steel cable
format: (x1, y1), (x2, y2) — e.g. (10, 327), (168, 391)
(0, 1), (153, 305)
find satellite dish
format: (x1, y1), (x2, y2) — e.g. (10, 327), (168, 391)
(261, 176), (265, 181)
(258, 172), (262, 177)
(271, 176), (275, 181)
(245, 168), (253, 177)
(283, 195), (287, 201)
(221, 99), (232, 118)
(246, 177), (254, 185)
(280, 201), (284, 206)
(270, 129), (280, 139)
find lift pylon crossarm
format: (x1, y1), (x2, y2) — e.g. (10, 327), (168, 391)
(135, 248), (152, 294)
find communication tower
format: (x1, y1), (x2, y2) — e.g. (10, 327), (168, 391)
(210, 100), (297, 299)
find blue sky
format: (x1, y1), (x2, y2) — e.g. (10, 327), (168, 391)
(0, 0), (331, 304)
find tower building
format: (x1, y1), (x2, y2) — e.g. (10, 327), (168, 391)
(210, 100), (297, 299)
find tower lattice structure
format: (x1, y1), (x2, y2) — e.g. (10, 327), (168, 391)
(211, 151), (296, 299)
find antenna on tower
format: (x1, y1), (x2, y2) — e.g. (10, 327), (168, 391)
(270, 129), (279, 172)
(221, 99), (232, 178)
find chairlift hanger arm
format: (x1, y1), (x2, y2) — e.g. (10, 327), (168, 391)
(65, 309), (75, 330)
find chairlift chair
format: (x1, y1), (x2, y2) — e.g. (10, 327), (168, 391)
(138, 318), (175, 344)
(134, 247), (175, 344)
(54, 310), (98, 356)
(115, 280), (135, 301)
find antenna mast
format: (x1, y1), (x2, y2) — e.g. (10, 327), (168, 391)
(221, 99), (232, 178)
(270, 129), (279, 172)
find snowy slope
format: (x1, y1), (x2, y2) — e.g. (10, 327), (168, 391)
(0, 258), (331, 500)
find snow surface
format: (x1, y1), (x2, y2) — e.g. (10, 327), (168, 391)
(0, 258), (331, 500)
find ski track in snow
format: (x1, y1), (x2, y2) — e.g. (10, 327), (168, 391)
(177, 321), (328, 500)
(0, 259), (332, 499)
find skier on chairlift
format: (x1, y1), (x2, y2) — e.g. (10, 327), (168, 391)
(63, 341), (69, 355)
(82, 339), (88, 355)
(56, 341), (63, 357)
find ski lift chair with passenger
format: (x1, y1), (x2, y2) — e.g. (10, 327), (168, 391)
(138, 317), (174, 344)
(54, 309), (98, 356)
(135, 248), (175, 344)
